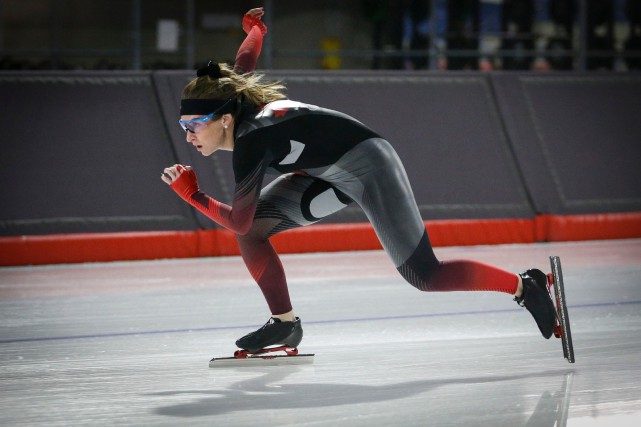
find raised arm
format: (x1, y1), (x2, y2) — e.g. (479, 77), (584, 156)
(234, 7), (268, 74)
(162, 8), (271, 233)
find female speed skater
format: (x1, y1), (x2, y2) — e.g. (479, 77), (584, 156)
(161, 7), (556, 354)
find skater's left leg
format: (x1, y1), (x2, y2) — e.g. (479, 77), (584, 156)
(235, 173), (352, 351)
(237, 173), (352, 317)
(236, 230), (292, 316)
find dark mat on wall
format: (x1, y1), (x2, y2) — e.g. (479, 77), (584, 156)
(6, 70), (637, 237)
(492, 73), (641, 215)
(0, 72), (198, 235)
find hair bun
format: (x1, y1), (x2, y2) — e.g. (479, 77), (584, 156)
(196, 60), (223, 78)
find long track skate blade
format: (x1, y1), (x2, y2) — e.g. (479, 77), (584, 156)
(209, 354), (314, 368)
(549, 256), (575, 364)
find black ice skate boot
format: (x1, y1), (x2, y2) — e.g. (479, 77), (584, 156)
(236, 317), (303, 353)
(515, 269), (556, 339)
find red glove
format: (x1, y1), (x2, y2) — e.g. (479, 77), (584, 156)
(242, 13), (267, 36)
(169, 166), (200, 203)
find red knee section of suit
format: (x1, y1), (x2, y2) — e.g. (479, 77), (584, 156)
(428, 260), (518, 294)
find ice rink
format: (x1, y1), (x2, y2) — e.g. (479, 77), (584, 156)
(1, 238), (640, 426)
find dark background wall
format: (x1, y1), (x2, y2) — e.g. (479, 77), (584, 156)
(1, 71), (640, 237)
(493, 74), (641, 215)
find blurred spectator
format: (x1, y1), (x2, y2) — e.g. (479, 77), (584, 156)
(501, 0), (535, 70)
(624, 0), (641, 69)
(546, 0), (574, 70)
(586, 0), (614, 70)
(400, 0), (447, 70)
(447, 0), (480, 70)
(362, 0), (404, 69)
(401, 0), (430, 69)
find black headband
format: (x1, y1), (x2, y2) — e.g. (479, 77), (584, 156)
(180, 98), (235, 116)
(180, 61), (237, 115)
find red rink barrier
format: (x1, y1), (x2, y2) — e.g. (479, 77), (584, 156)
(1, 212), (640, 266)
(536, 212), (641, 242)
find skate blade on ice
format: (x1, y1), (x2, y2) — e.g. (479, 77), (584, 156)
(209, 346), (314, 368)
(548, 256), (575, 363)
(209, 353), (315, 368)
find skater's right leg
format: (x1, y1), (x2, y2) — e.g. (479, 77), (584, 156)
(313, 139), (521, 295)
(313, 138), (555, 337)
(397, 230), (520, 294)
(391, 225), (555, 338)
(399, 235), (555, 338)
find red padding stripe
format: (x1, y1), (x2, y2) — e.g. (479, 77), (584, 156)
(537, 212), (641, 242)
(1, 212), (640, 266)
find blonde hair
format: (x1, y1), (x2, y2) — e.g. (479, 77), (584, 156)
(182, 63), (287, 106)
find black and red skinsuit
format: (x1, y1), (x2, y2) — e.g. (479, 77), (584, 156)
(171, 15), (518, 315)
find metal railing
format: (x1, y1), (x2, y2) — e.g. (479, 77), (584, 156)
(0, 0), (637, 72)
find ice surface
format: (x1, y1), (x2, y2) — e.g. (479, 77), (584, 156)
(1, 239), (641, 426)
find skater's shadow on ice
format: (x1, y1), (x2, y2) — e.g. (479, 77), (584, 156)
(150, 369), (575, 424)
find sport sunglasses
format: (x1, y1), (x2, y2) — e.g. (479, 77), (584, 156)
(178, 98), (235, 133)
(178, 112), (216, 133)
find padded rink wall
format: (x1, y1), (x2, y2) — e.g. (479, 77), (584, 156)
(1, 71), (640, 266)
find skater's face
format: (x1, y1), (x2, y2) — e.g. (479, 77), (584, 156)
(180, 113), (234, 156)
